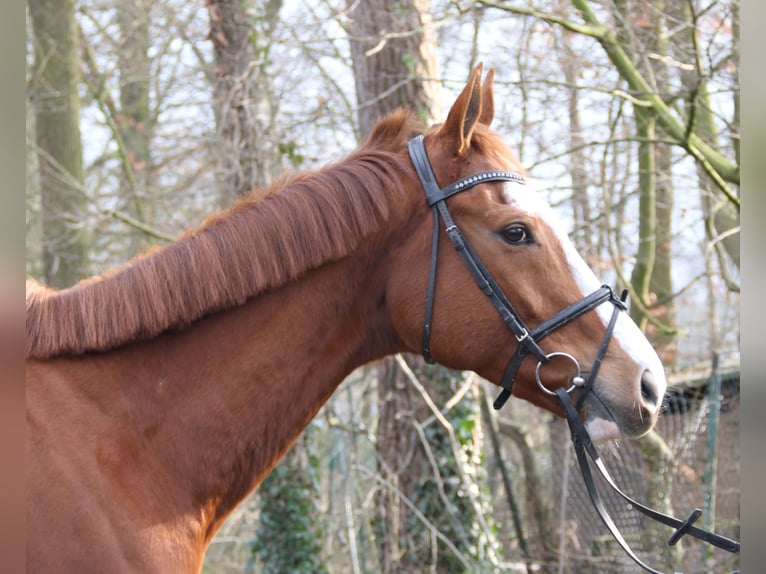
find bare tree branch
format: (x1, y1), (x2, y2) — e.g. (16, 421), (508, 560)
(479, 0), (740, 203)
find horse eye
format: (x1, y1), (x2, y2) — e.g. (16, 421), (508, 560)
(502, 225), (530, 245)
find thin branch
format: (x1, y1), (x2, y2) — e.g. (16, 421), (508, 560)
(479, 1), (739, 196)
(109, 210), (175, 243)
(393, 354), (503, 567)
(526, 136), (680, 171)
(420, 371), (476, 428)
(478, 0), (607, 36)
(77, 22), (145, 220)
(355, 465), (474, 570)
(705, 211), (741, 293)
(570, 0), (739, 196)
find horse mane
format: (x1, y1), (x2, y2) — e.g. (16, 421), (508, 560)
(27, 109), (423, 359)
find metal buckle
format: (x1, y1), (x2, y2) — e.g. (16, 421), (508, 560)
(535, 352), (584, 396)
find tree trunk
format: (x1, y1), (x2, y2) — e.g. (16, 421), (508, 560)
(374, 359), (428, 573)
(116, 0), (153, 255)
(609, 0), (658, 330)
(207, 0), (283, 205)
(347, 3), (457, 571)
(650, 142), (677, 363)
(646, 0), (677, 363)
(635, 430), (683, 570)
(29, 0), (88, 288)
(496, 410), (556, 572)
(557, 24), (595, 261)
(204, 4), (326, 572)
(347, 0), (442, 137)
(629, 105), (657, 330)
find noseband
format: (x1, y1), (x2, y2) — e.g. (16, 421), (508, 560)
(407, 134), (740, 572)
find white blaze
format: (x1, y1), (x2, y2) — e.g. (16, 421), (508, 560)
(502, 183), (667, 399)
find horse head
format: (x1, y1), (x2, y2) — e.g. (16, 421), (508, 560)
(387, 65), (666, 441)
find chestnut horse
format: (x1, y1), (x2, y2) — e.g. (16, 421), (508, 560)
(26, 66), (666, 572)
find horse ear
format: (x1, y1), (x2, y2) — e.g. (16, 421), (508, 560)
(441, 63), (484, 155)
(478, 67), (495, 127)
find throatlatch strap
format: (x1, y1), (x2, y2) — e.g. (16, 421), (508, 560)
(422, 207), (440, 364)
(408, 135), (542, 365)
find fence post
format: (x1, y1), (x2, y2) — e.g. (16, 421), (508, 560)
(703, 351), (721, 568)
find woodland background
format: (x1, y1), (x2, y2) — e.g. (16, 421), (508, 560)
(26, 0), (740, 572)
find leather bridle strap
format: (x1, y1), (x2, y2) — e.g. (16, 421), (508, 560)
(408, 135), (548, 367)
(555, 387), (741, 573)
(574, 286), (627, 410)
(492, 284), (625, 410)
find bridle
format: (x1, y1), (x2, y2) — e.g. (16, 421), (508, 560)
(407, 134), (740, 573)
(408, 135), (624, 409)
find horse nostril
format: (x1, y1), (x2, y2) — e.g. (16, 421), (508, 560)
(640, 369), (659, 407)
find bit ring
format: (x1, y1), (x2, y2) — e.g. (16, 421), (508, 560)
(535, 352), (584, 396)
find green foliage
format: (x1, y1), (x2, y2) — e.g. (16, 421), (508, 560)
(401, 51), (417, 77)
(278, 140), (306, 168)
(412, 364), (500, 572)
(248, 442), (326, 574)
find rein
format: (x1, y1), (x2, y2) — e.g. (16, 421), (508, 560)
(407, 134), (740, 572)
(555, 386), (740, 573)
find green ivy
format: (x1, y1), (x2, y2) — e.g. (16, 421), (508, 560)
(411, 364), (502, 573)
(278, 140), (305, 168)
(248, 438), (326, 574)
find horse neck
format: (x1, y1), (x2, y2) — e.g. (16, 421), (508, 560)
(110, 238), (401, 542)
